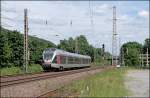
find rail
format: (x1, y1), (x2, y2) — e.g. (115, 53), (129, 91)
(0, 66), (112, 88)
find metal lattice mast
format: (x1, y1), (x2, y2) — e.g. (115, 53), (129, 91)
(24, 9), (28, 73)
(112, 6), (118, 66)
(146, 48), (149, 66)
(75, 37), (78, 53)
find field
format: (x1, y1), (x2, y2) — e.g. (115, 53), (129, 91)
(58, 68), (129, 97)
(0, 64), (43, 76)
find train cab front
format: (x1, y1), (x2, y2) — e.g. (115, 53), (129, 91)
(42, 48), (55, 71)
(42, 59), (51, 71)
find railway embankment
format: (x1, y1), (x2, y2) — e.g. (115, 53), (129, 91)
(0, 66), (113, 97)
(42, 67), (129, 97)
(44, 68), (149, 97)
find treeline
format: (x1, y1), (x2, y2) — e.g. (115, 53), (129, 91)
(0, 27), (56, 68)
(0, 27), (111, 68)
(120, 38), (149, 67)
(57, 35), (111, 62)
(1, 27), (148, 68)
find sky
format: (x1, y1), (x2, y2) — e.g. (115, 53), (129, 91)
(1, 1), (149, 54)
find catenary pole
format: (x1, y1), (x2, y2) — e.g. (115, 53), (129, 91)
(24, 9), (28, 73)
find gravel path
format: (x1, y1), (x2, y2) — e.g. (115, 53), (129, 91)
(125, 69), (149, 97)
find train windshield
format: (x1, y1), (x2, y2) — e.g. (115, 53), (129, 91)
(43, 52), (53, 60)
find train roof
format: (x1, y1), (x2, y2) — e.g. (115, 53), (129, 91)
(44, 48), (91, 59)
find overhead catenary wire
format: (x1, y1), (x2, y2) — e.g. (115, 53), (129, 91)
(89, 0), (95, 34)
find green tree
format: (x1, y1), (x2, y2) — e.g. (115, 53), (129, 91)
(77, 35), (89, 55)
(8, 30), (24, 66)
(57, 35), (107, 63)
(143, 38), (150, 54)
(121, 42), (142, 66)
(0, 27), (56, 67)
(2, 39), (13, 67)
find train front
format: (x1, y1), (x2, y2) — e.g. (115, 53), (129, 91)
(42, 48), (55, 71)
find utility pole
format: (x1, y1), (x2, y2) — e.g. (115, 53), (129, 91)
(121, 47), (125, 66)
(119, 37), (121, 66)
(75, 37), (78, 53)
(102, 44), (105, 60)
(94, 44), (96, 64)
(112, 6), (118, 66)
(141, 54), (144, 67)
(146, 48), (149, 66)
(24, 9), (28, 73)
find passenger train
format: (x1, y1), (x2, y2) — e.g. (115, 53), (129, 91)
(42, 48), (91, 71)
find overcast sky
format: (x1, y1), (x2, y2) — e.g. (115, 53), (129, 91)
(1, 1), (149, 54)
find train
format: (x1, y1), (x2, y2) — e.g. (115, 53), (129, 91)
(42, 48), (91, 71)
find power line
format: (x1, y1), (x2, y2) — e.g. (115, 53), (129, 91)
(89, 0), (94, 34)
(1, 8), (17, 13)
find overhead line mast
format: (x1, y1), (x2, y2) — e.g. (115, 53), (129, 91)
(24, 9), (29, 73)
(112, 6), (118, 66)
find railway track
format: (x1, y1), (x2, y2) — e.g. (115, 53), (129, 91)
(0, 66), (112, 88)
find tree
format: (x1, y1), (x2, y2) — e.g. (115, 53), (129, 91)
(7, 30), (24, 66)
(77, 35), (89, 55)
(121, 42), (142, 66)
(2, 39), (13, 67)
(57, 35), (109, 63)
(0, 27), (56, 68)
(143, 38), (150, 54)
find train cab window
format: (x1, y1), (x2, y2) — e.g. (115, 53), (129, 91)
(52, 56), (57, 63)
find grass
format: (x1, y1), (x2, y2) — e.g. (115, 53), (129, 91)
(59, 68), (129, 97)
(0, 64), (43, 76)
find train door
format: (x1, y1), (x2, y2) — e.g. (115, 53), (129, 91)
(57, 55), (61, 64)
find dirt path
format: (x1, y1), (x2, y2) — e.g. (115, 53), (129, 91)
(125, 69), (149, 97)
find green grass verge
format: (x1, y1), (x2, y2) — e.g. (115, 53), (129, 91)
(0, 64), (43, 76)
(60, 68), (129, 97)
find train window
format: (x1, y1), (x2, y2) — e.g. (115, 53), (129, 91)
(52, 56), (57, 63)
(60, 56), (66, 64)
(68, 57), (74, 64)
(77, 58), (80, 64)
(75, 57), (79, 64)
(44, 52), (53, 60)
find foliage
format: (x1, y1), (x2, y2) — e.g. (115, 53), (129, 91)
(59, 68), (129, 97)
(58, 35), (111, 63)
(0, 27), (56, 68)
(0, 66), (23, 76)
(29, 36), (56, 64)
(0, 64), (43, 76)
(143, 38), (150, 54)
(121, 42), (142, 66)
(27, 64), (43, 73)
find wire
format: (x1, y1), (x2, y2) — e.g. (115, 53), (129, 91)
(1, 22), (14, 27)
(1, 16), (15, 21)
(89, 0), (95, 34)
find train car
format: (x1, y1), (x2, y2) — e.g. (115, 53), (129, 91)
(42, 48), (91, 71)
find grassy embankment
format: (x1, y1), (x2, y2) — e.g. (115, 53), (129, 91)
(0, 64), (43, 76)
(58, 68), (129, 97)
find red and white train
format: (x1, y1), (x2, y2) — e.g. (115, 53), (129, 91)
(42, 48), (91, 71)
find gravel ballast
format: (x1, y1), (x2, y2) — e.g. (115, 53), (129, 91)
(1, 67), (111, 97)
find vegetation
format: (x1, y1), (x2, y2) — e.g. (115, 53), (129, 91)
(0, 27), (56, 68)
(58, 68), (129, 97)
(121, 39), (149, 67)
(58, 35), (111, 63)
(1, 26), (148, 74)
(0, 64), (43, 76)
(143, 38), (150, 54)
(121, 42), (142, 66)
